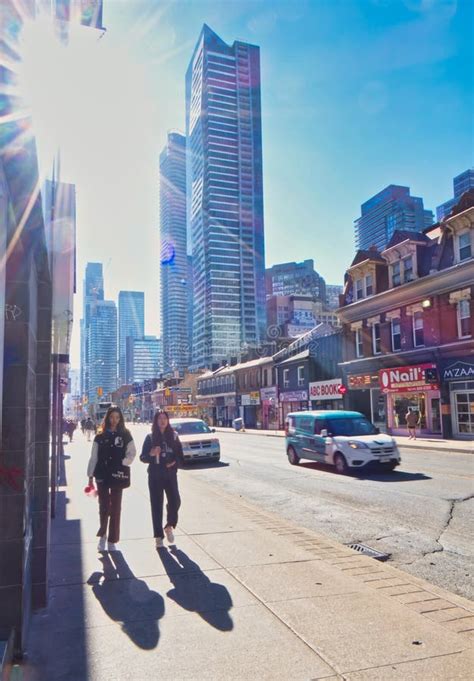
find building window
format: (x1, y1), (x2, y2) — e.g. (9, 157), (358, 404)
(365, 274), (373, 296)
(459, 232), (472, 261)
(413, 311), (424, 347)
(372, 323), (381, 355)
(297, 365), (305, 386)
(355, 278), (363, 300)
(457, 299), (471, 338)
(403, 256), (413, 282)
(391, 262), (401, 287)
(391, 318), (401, 351)
(355, 327), (363, 358)
(283, 368), (289, 388)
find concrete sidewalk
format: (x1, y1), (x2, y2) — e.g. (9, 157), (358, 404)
(215, 426), (474, 454)
(23, 434), (473, 680)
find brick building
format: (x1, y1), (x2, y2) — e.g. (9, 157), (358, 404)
(338, 193), (474, 439)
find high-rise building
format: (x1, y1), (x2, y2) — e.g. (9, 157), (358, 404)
(266, 260), (326, 302)
(160, 132), (189, 375)
(88, 300), (117, 401)
(126, 336), (163, 383)
(80, 262), (104, 397)
(325, 284), (343, 311)
(437, 169), (474, 221)
(355, 185), (433, 252)
(186, 25), (266, 367)
(118, 291), (145, 384)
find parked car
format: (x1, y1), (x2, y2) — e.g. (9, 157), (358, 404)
(170, 418), (221, 464)
(285, 410), (401, 474)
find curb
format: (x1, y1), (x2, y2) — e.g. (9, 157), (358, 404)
(215, 428), (474, 453)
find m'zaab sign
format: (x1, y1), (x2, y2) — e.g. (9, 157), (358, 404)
(379, 363), (438, 393)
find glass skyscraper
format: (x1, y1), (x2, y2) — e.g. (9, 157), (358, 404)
(437, 168), (474, 221)
(88, 300), (117, 402)
(265, 260), (326, 302)
(354, 185), (433, 252)
(186, 25), (266, 368)
(160, 132), (189, 375)
(126, 335), (163, 383)
(118, 290), (145, 384)
(80, 262), (104, 397)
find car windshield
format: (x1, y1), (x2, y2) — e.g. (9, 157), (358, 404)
(326, 417), (377, 436)
(172, 421), (212, 435)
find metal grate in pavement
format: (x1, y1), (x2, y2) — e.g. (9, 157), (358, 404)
(347, 543), (391, 561)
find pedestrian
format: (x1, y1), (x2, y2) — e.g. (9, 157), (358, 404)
(81, 418), (86, 435)
(67, 420), (76, 442)
(406, 408), (419, 440)
(140, 410), (184, 549)
(85, 417), (95, 442)
(86, 406), (136, 551)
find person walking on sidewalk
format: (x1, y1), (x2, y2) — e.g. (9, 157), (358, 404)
(140, 410), (184, 549)
(85, 417), (95, 442)
(86, 407), (136, 552)
(406, 408), (420, 440)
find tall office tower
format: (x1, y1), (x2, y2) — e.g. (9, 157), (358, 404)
(118, 291), (145, 384)
(126, 336), (163, 383)
(437, 168), (474, 221)
(160, 132), (189, 375)
(325, 284), (343, 311)
(265, 260), (326, 302)
(354, 185), (434, 252)
(80, 262), (104, 397)
(88, 300), (117, 402)
(186, 25), (266, 368)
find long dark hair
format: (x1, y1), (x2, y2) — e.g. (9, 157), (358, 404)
(102, 406), (126, 434)
(152, 410), (175, 446)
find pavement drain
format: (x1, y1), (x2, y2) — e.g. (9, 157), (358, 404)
(346, 543), (391, 562)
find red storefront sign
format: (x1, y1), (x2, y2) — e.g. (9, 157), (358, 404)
(379, 363), (438, 393)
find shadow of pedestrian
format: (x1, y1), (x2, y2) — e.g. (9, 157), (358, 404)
(157, 546), (233, 632)
(87, 552), (164, 650)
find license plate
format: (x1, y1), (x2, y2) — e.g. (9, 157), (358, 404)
(380, 457), (390, 463)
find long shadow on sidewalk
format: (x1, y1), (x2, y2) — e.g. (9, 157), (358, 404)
(157, 546), (233, 631)
(87, 552), (164, 650)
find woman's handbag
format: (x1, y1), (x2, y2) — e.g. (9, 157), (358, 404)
(110, 464), (131, 489)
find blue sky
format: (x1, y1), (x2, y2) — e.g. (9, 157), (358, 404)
(27, 0), (472, 366)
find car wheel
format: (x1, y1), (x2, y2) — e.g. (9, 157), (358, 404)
(334, 453), (349, 475)
(287, 446), (300, 465)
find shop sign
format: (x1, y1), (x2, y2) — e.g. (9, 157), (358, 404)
(379, 363), (438, 393)
(241, 392), (260, 406)
(280, 390), (308, 402)
(309, 379), (342, 400)
(224, 395), (237, 407)
(348, 373), (379, 390)
(440, 358), (474, 381)
(260, 386), (278, 401)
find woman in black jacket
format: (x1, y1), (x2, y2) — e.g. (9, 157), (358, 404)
(86, 407), (136, 552)
(141, 410), (184, 548)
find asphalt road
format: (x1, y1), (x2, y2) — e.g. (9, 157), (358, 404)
(143, 427), (474, 601)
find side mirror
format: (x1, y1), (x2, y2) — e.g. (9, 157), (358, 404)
(320, 429), (328, 438)
(211, 428), (216, 433)
(374, 427), (380, 434)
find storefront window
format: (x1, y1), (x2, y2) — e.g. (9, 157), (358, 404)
(455, 392), (474, 434)
(393, 393), (426, 429)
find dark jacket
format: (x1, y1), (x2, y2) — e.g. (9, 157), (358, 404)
(87, 429), (136, 485)
(140, 430), (184, 476)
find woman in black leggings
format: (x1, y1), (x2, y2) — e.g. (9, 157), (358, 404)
(141, 411), (184, 548)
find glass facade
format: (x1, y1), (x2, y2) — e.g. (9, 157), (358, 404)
(88, 300), (117, 402)
(118, 291), (144, 384)
(80, 262), (104, 397)
(160, 133), (190, 375)
(126, 336), (163, 383)
(186, 25), (266, 367)
(354, 185), (433, 252)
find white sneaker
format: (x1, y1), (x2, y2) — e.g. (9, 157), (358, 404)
(97, 536), (107, 551)
(164, 526), (175, 543)
(155, 537), (164, 548)
(107, 542), (119, 551)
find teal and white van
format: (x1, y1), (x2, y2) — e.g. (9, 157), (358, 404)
(285, 410), (401, 474)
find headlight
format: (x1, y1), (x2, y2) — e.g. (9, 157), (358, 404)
(348, 441), (369, 449)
